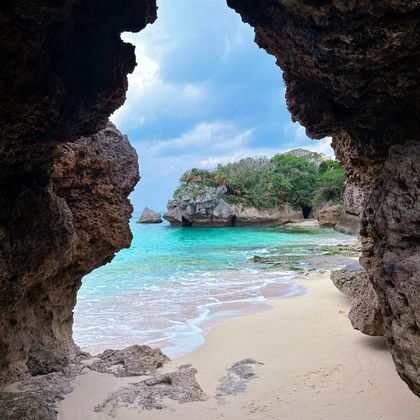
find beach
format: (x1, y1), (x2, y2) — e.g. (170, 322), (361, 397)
(59, 271), (420, 419)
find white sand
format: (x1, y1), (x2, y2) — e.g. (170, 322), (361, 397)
(59, 272), (420, 419)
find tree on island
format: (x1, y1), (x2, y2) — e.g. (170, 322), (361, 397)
(173, 149), (345, 215)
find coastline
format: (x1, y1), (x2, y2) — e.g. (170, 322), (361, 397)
(74, 221), (356, 358)
(59, 271), (420, 419)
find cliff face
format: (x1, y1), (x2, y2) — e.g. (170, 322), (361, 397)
(227, 0), (420, 395)
(0, 123), (139, 384)
(0, 0), (157, 143)
(314, 203), (343, 227)
(0, 0), (155, 385)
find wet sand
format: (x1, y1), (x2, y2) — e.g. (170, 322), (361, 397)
(59, 271), (420, 419)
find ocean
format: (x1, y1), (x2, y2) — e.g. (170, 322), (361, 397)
(73, 217), (354, 357)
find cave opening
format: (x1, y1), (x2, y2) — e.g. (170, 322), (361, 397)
(73, 0), (338, 356)
(181, 217), (192, 227)
(0, 0), (420, 407)
(301, 205), (312, 219)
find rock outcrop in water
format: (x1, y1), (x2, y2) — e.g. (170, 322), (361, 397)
(1, 0), (419, 399)
(227, 0), (420, 395)
(164, 184), (303, 227)
(137, 207), (162, 224)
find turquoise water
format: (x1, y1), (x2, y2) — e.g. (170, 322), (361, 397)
(74, 218), (354, 357)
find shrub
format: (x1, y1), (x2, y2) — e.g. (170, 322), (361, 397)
(172, 150), (345, 211)
(312, 161), (345, 207)
(271, 154), (318, 207)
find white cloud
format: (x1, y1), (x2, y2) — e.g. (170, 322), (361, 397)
(305, 137), (335, 157)
(197, 148), (279, 167)
(135, 120), (336, 183)
(111, 31), (211, 129)
(143, 121), (253, 157)
(134, 121), (255, 178)
(283, 122), (335, 158)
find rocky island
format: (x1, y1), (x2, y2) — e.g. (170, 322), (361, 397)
(164, 150), (350, 228)
(137, 207), (162, 224)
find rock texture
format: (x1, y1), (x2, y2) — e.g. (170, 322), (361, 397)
(137, 207), (162, 224)
(331, 264), (384, 336)
(0, 123), (139, 385)
(164, 184), (303, 227)
(315, 203), (343, 227)
(95, 365), (207, 415)
(164, 185), (234, 226)
(89, 345), (169, 377)
(0, 0), (157, 143)
(232, 203), (303, 226)
(331, 263), (364, 298)
(335, 212), (360, 235)
(0, 0), (155, 386)
(216, 359), (264, 397)
(0, 392), (56, 420)
(335, 181), (363, 235)
(227, 0), (420, 395)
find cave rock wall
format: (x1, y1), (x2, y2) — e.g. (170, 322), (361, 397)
(0, 123), (139, 384)
(0, 0), (156, 385)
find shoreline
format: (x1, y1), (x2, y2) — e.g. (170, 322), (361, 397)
(74, 221), (359, 359)
(59, 271), (420, 419)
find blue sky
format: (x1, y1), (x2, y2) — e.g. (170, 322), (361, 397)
(111, 0), (334, 211)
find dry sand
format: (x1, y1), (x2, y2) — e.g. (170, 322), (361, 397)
(59, 272), (420, 419)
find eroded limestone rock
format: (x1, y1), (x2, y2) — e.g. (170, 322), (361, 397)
(137, 207), (162, 224)
(331, 264), (384, 336)
(0, 392), (56, 420)
(0, 0), (157, 143)
(164, 184), (303, 227)
(363, 143), (420, 394)
(95, 365), (207, 415)
(0, 123), (139, 385)
(0, 0), (419, 399)
(232, 203), (303, 226)
(349, 285), (385, 337)
(331, 263), (366, 298)
(315, 203), (343, 227)
(335, 181), (363, 235)
(335, 212), (360, 235)
(164, 185), (236, 226)
(89, 345), (169, 377)
(0, 0), (155, 386)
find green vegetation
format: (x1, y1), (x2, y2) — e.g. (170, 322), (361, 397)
(312, 160), (346, 207)
(174, 149), (345, 210)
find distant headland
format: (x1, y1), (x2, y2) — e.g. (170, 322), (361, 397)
(162, 149), (357, 232)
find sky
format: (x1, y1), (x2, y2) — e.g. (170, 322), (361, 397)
(111, 0), (334, 211)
